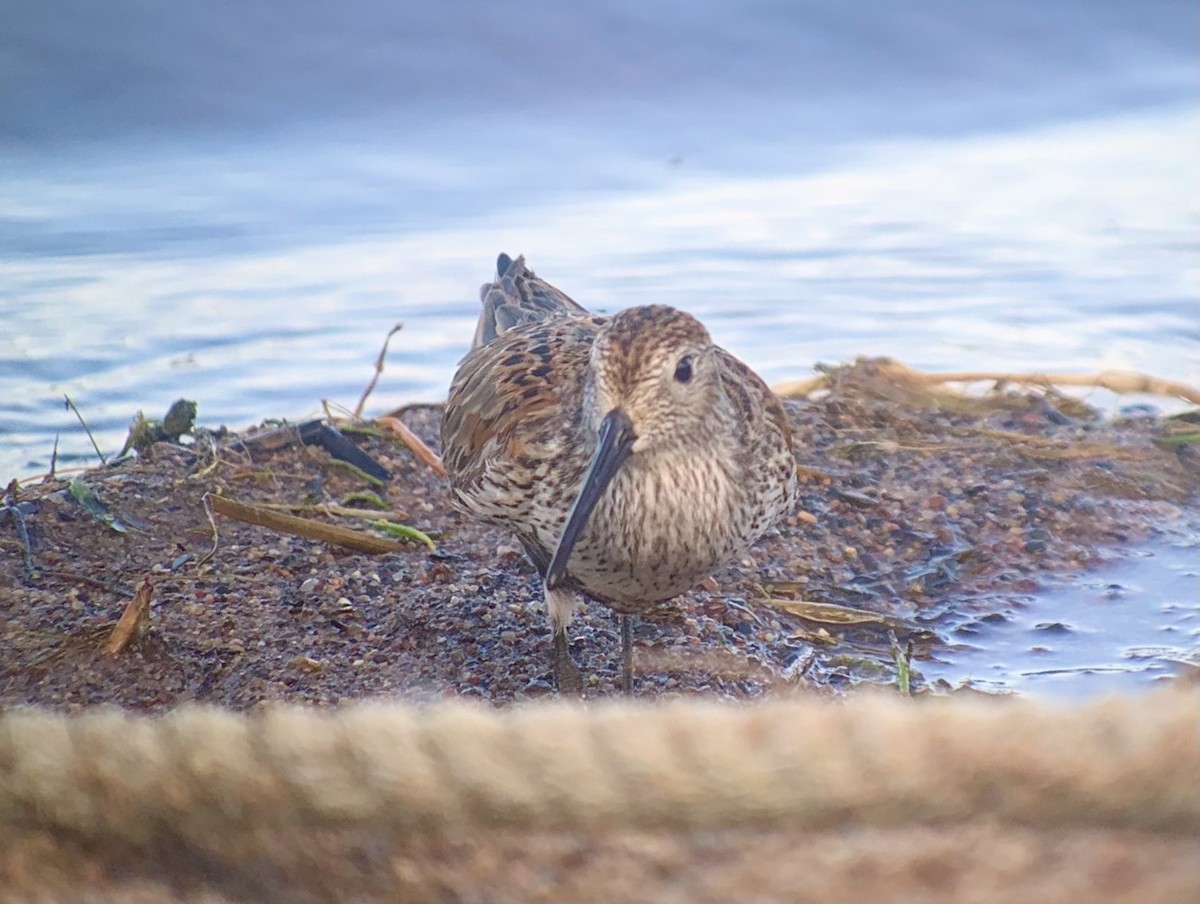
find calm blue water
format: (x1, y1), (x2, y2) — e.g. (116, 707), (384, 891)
(918, 535), (1200, 699)
(1, 2), (1197, 694)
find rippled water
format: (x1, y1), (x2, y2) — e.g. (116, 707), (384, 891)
(2, 1), (1197, 695)
(919, 535), (1200, 698)
(4, 109), (1196, 480)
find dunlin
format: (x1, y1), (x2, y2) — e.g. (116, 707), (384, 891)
(442, 253), (797, 693)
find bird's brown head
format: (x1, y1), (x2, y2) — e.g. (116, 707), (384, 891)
(546, 305), (720, 589)
(586, 305), (718, 454)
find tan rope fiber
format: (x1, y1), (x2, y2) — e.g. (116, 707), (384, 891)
(1, 690), (1196, 850)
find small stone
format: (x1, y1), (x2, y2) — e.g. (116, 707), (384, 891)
(522, 679), (554, 697)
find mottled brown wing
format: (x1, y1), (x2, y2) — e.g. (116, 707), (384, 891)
(442, 316), (600, 501)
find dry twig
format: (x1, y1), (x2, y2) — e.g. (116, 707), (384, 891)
(103, 578), (153, 656)
(205, 492), (418, 555)
(197, 493), (221, 567)
(376, 415), (447, 477)
(354, 323), (404, 418)
(63, 395), (108, 463)
(255, 501), (409, 520)
(926, 368), (1200, 404)
(774, 360), (1200, 405)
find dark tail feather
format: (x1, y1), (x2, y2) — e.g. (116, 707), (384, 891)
(472, 253), (589, 349)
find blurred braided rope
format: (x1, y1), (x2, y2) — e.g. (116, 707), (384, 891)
(1, 688), (1196, 902)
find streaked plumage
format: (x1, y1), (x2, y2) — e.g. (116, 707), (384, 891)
(442, 253), (797, 692)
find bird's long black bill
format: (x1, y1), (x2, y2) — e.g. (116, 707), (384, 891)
(545, 408), (636, 590)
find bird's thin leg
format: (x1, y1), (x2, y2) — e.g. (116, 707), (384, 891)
(620, 613), (634, 695)
(552, 628), (583, 695)
(546, 584), (583, 695)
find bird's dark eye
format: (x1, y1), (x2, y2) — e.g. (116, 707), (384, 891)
(674, 355), (694, 384)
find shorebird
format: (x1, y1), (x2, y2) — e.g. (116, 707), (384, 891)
(441, 253), (797, 693)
